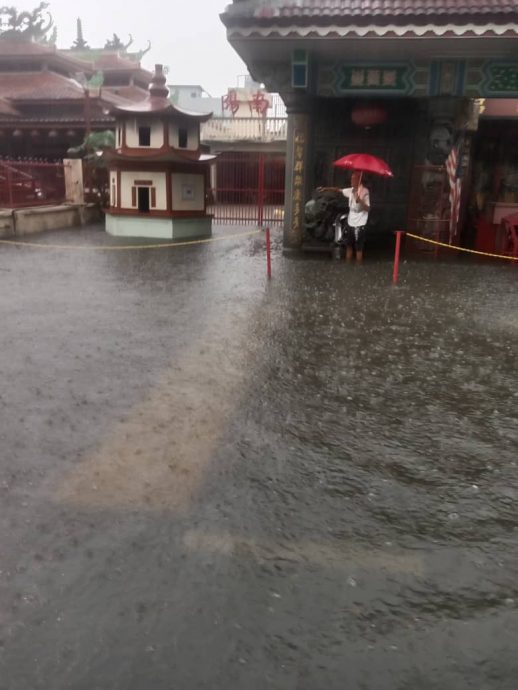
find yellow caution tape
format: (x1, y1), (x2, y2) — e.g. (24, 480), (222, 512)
(405, 232), (518, 262)
(0, 228), (263, 251)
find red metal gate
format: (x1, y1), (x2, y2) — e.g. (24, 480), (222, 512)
(0, 158), (66, 208)
(208, 151), (285, 225)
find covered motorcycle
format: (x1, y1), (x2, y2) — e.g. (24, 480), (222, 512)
(304, 188), (348, 242)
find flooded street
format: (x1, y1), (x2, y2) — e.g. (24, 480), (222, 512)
(1, 225), (517, 689)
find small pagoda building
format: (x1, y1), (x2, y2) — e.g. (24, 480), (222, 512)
(105, 64), (214, 239)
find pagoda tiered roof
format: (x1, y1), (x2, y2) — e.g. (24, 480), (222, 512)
(112, 64), (212, 121)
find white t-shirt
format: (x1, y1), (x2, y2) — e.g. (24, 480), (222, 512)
(342, 185), (370, 227)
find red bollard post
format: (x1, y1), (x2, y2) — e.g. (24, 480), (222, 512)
(392, 230), (403, 285)
(266, 226), (272, 279)
(257, 153), (265, 228)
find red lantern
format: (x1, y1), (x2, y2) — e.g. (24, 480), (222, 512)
(351, 102), (387, 129)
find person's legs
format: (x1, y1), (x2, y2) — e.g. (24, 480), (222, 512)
(345, 224), (354, 261)
(355, 226), (366, 263)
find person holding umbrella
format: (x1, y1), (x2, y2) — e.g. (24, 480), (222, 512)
(341, 170), (370, 263)
(318, 171), (370, 263)
(320, 153), (393, 263)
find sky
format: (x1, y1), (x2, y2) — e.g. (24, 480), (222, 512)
(15, 0), (248, 95)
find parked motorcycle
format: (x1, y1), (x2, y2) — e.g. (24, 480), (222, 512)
(304, 188), (348, 243)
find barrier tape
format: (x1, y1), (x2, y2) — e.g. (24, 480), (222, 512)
(0, 228), (263, 252)
(405, 232), (518, 262)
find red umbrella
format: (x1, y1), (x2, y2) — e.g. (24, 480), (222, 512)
(333, 153), (393, 178)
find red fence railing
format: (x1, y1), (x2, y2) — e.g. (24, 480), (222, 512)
(0, 158), (66, 208)
(208, 151), (286, 225)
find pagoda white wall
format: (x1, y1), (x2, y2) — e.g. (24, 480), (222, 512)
(171, 173), (205, 211)
(120, 171), (167, 210)
(106, 215), (211, 240)
(125, 119), (164, 149)
(169, 122), (199, 151)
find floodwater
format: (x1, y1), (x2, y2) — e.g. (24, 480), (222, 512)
(0, 225), (517, 690)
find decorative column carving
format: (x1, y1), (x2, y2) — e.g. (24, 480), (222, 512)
(282, 93), (313, 249)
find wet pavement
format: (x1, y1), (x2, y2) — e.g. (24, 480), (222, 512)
(0, 224), (517, 690)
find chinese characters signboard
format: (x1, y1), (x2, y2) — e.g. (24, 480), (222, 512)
(337, 64), (411, 94)
(482, 63), (518, 95)
(320, 60), (518, 98)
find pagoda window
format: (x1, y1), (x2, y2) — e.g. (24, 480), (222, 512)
(178, 127), (188, 149)
(138, 126), (151, 147)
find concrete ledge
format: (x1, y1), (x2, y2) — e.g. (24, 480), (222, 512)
(0, 210), (15, 238)
(0, 204), (102, 237)
(15, 205), (81, 236)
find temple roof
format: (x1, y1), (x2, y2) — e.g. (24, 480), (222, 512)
(222, 0), (518, 24)
(0, 40), (54, 55)
(0, 114), (114, 126)
(0, 37), (153, 116)
(0, 97), (21, 117)
(0, 71), (87, 101)
(0, 39), (92, 72)
(60, 48), (153, 83)
(93, 52), (150, 72)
